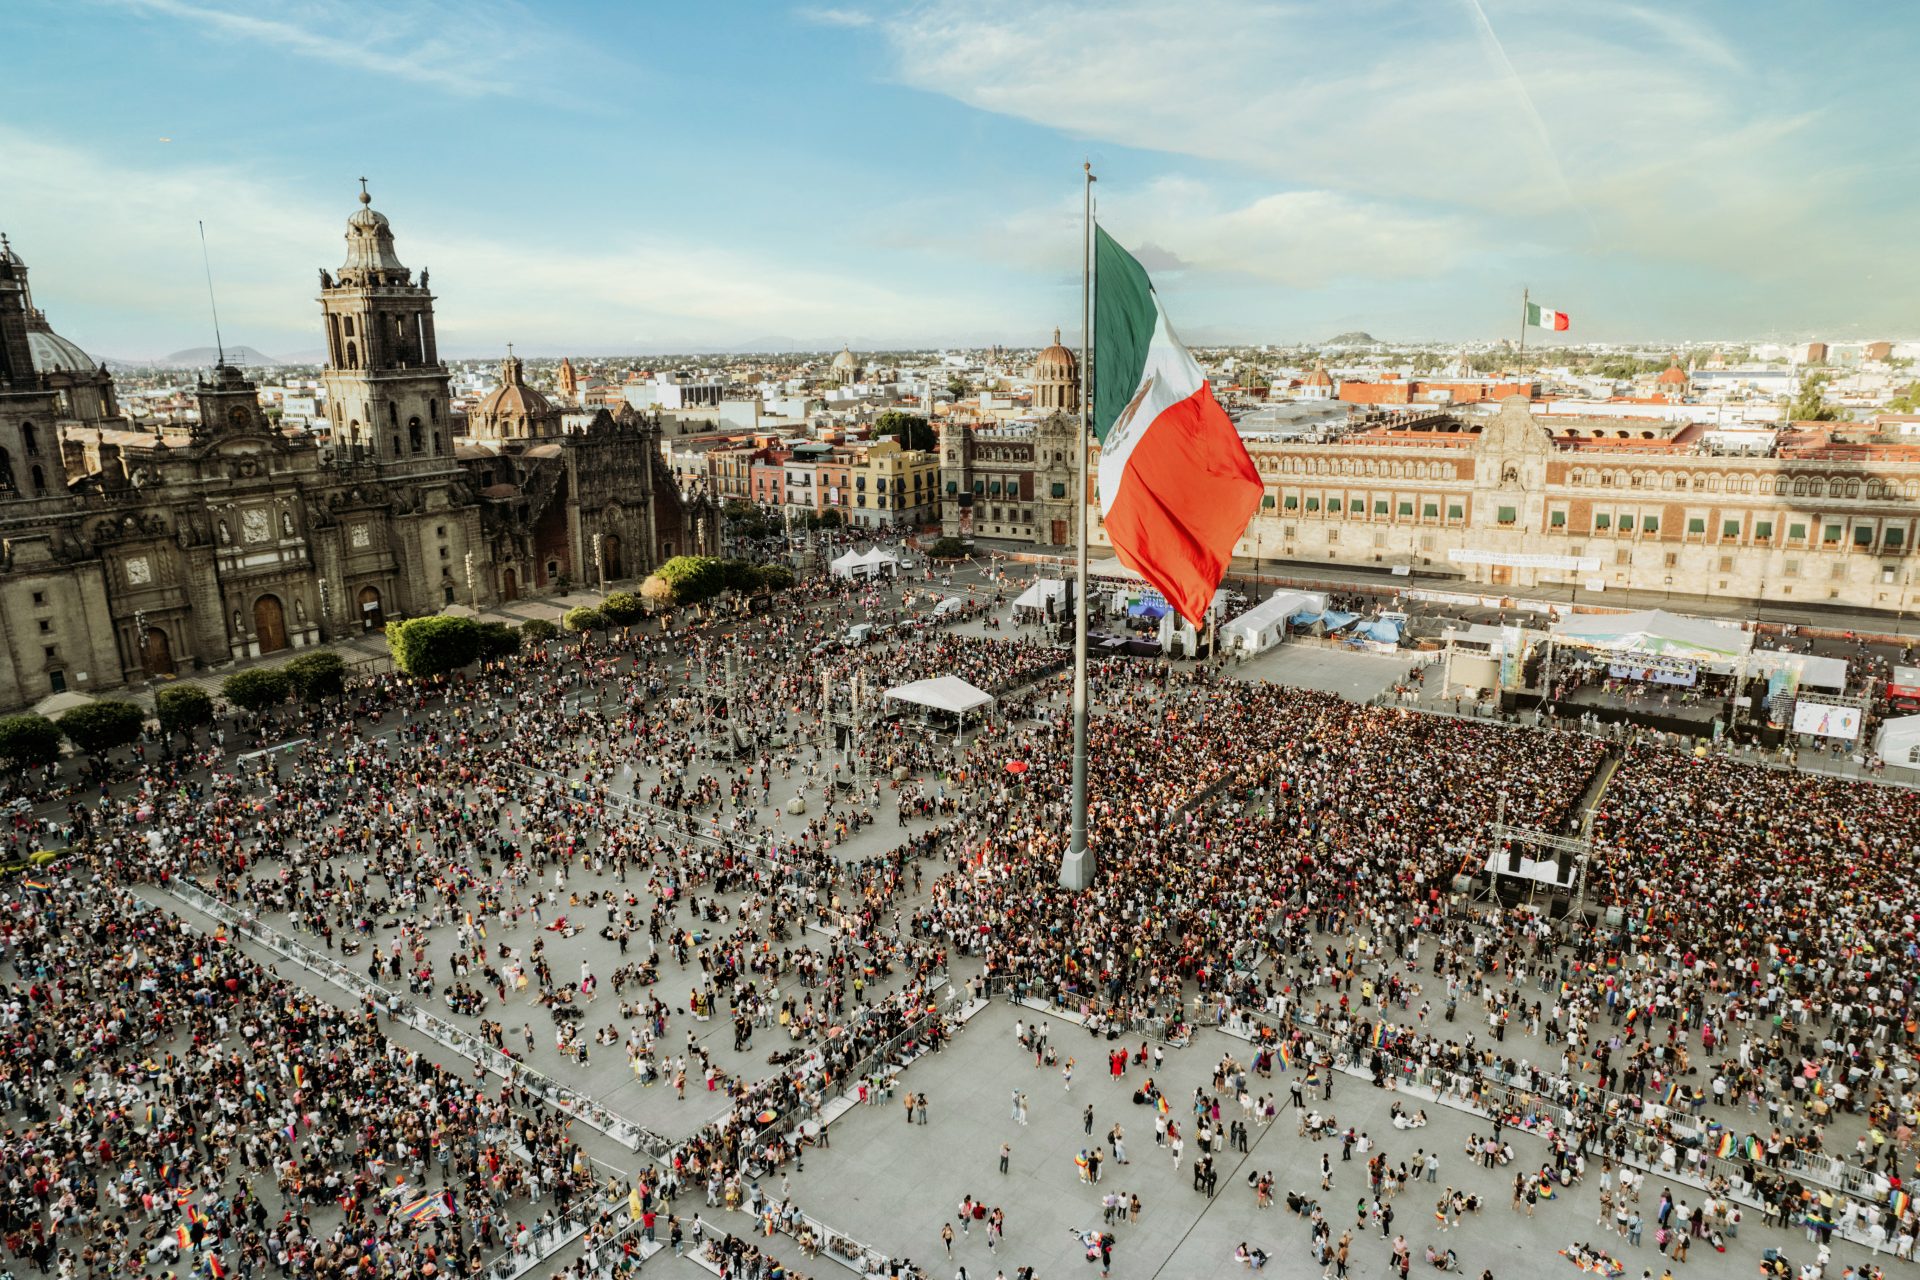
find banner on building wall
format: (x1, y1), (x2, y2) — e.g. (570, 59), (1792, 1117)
(1448, 548), (1601, 572)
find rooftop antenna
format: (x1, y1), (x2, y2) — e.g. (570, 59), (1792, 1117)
(196, 219), (225, 366)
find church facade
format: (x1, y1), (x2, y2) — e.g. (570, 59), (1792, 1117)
(0, 189), (713, 711)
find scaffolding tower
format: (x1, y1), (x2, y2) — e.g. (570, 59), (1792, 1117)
(693, 645), (752, 760)
(823, 670), (873, 795)
(1481, 791), (1597, 915)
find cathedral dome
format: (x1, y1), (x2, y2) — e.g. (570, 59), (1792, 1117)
(27, 327), (95, 374)
(831, 345), (858, 371)
(1656, 357), (1689, 385)
(470, 354), (557, 439)
(1033, 327), (1077, 384)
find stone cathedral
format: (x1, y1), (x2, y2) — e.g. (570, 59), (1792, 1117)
(0, 188), (714, 710)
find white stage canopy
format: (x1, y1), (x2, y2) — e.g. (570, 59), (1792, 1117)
(882, 676), (995, 716)
(1549, 608), (1753, 667)
(1014, 579), (1068, 611)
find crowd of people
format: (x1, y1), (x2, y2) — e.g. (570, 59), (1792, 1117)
(5, 556), (1920, 1280)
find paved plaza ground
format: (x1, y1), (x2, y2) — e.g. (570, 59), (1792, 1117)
(56, 561), (1906, 1280)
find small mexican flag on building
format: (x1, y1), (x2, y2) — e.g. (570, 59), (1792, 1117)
(1526, 301), (1570, 331)
(1094, 227), (1261, 626)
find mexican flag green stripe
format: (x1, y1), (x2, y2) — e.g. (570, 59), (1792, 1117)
(1092, 226), (1261, 626)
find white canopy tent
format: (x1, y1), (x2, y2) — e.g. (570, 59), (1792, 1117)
(1221, 590), (1328, 655)
(1878, 714), (1920, 769)
(883, 676), (994, 715)
(1013, 578), (1068, 614)
(858, 547), (900, 575)
(883, 675), (995, 742)
(830, 547), (901, 579)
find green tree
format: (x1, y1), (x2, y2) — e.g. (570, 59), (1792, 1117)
(874, 411), (936, 452)
(222, 667), (292, 713)
(385, 615), (484, 678)
(477, 621), (522, 659)
(754, 563), (796, 592)
(653, 555), (729, 605)
(1789, 373), (1843, 422)
(0, 714), (62, 770)
(600, 591), (645, 625)
(284, 652), (348, 702)
(58, 701), (145, 759)
(1889, 382), (1920, 414)
(946, 375), (969, 400)
(928, 536), (968, 559)
(563, 606), (608, 635)
(154, 685), (214, 737)
(521, 618), (558, 644)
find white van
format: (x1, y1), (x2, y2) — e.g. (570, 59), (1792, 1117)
(932, 597), (967, 618)
(844, 623), (875, 646)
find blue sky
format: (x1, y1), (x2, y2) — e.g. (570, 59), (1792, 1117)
(0, 0), (1911, 359)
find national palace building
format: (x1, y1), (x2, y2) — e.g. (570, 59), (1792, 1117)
(1086, 396), (1920, 612)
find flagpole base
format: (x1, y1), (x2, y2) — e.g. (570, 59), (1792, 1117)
(1058, 845), (1095, 891)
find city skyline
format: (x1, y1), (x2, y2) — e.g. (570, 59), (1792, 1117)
(1, 0), (1912, 361)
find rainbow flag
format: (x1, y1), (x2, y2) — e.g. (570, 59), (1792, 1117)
(22, 880), (50, 891)
(1715, 1132), (1734, 1159)
(1891, 1190), (1911, 1218)
(1370, 1022), (1385, 1048)
(291, 1065), (305, 1090)
(1664, 1083), (1684, 1107)
(1277, 1043), (1292, 1068)
(1156, 1096), (1169, 1116)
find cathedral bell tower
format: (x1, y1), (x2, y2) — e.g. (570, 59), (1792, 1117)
(317, 182), (451, 466)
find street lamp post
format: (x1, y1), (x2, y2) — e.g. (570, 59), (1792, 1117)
(593, 532), (606, 593)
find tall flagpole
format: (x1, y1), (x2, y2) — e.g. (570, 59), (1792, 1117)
(1519, 287), (1529, 364)
(1060, 162), (1096, 891)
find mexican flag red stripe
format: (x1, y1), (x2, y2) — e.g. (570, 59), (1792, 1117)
(1093, 227), (1260, 626)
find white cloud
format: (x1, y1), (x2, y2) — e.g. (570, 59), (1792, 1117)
(898, 175), (1477, 293)
(868, 0), (1836, 268)
(98, 0), (554, 97)
(0, 128), (977, 357)
(797, 6), (874, 28)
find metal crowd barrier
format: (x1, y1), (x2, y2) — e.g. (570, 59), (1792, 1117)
(1275, 1011), (1895, 1212)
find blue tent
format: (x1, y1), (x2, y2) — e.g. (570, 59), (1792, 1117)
(1321, 610), (1360, 631)
(1364, 619), (1401, 644)
(1128, 601), (1170, 619)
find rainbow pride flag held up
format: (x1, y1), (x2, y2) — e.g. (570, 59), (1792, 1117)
(1891, 1190), (1911, 1218)
(1156, 1095), (1170, 1116)
(1371, 1022), (1385, 1048)
(1716, 1132), (1734, 1159)
(1277, 1043), (1292, 1068)
(1664, 1082), (1684, 1107)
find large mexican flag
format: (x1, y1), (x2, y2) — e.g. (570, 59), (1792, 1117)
(1093, 226), (1261, 626)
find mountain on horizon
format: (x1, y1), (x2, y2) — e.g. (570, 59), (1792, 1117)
(1323, 331), (1380, 347)
(155, 345), (286, 368)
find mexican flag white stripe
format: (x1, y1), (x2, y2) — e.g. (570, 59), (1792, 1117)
(1093, 227), (1262, 626)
